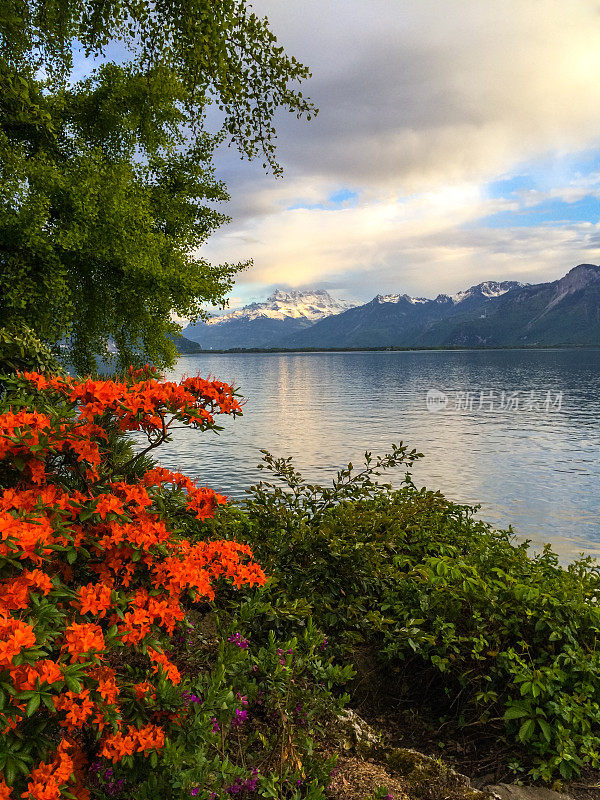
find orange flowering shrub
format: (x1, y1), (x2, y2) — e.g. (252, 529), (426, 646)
(0, 367), (266, 798)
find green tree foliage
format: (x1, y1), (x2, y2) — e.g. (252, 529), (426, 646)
(0, 1), (316, 372)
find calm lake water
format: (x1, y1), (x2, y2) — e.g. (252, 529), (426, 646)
(157, 349), (600, 561)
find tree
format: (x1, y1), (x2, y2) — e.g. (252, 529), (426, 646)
(0, 1), (316, 372)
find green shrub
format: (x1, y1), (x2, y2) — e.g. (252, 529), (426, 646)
(206, 448), (600, 782)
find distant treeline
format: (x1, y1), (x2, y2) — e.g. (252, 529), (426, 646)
(175, 341), (600, 355)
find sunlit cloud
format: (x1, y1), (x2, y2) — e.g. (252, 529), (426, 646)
(198, 0), (600, 305)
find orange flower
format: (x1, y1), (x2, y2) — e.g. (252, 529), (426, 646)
(135, 723), (165, 754)
(94, 495), (124, 520)
(147, 648), (181, 685)
(54, 690), (95, 729)
(90, 666), (120, 705)
(99, 723), (165, 762)
(63, 622), (105, 662)
(0, 618), (36, 668)
(9, 659), (62, 692)
(133, 679), (156, 701)
(0, 775), (12, 799)
(21, 738), (75, 799)
(0, 514), (55, 564)
(1, 368), (263, 795)
(76, 583), (112, 617)
(24, 569), (54, 594)
(36, 659), (63, 686)
(98, 729), (136, 761)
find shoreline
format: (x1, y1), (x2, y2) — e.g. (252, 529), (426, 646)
(178, 344), (600, 355)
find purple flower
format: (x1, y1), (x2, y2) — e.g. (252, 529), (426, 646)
(276, 647), (294, 665)
(211, 717), (220, 733)
(231, 708), (248, 727)
(190, 788), (200, 797)
(182, 691), (202, 704)
(225, 772), (259, 795)
(228, 632), (249, 649)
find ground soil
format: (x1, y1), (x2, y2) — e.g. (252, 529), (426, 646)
(325, 706), (600, 800)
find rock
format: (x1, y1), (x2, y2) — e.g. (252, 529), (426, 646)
(484, 785), (575, 800)
(336, 709), (382, 756)
(473, 774), (497, 789)
(385, 747), (486, 800)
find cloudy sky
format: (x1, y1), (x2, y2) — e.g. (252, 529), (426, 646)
(198, 0), (600, 309)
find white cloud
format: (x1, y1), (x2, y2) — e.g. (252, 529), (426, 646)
(204, 182), (600, 300)
(201, 0), (600, 300)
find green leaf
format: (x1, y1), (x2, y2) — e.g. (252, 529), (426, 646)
(504, 706), (530, 721)
(26, 694), (40, 716)
(538, 719), (552, 742)
(65, 676), (82, 693)
(518, 719), (535, 742)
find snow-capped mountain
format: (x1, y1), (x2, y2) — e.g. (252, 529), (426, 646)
(372, 282), (523, 307)
(450, 280), (524, 304)
(282, 267), (600, 348)
(205, 289), (354, 325)
(375, 294), (429, 305)
(183, 289), (354, 349)
(179, 267), (600, 351)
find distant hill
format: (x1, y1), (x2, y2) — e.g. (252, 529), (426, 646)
(183, 289), (355, 349)
(181, 265), (600, 350)
(172, 334), (203, 354)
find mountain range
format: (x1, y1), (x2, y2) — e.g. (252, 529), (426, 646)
(181, 264), (600, 350)
(183, 289), (355, 349)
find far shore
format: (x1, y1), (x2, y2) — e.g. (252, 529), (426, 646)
(178, 343), (600, 354)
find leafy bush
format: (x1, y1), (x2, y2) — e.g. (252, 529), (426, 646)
(208, 449), (600, 782)
(0, 325), (62, 378)
(0, 369), (347, 799)
(5, 361), (597, 791)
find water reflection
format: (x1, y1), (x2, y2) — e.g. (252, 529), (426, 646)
(153, 349), (600, 561)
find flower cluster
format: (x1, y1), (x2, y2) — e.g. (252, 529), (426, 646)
(225, 769), (259, 796)
(191, 768), (260, 798)
(181, 691), (202, 705)
(0, 369), (265, 798)
(276, 647), (294, 666)
(227, 632), (249, 649)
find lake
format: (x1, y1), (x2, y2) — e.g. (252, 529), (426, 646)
(157, 349), (600, 561)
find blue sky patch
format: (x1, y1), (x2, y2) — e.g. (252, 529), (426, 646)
(475, 195), (600, 229)
(287, 188), (359, 211)
(327, 188), (359, 206)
